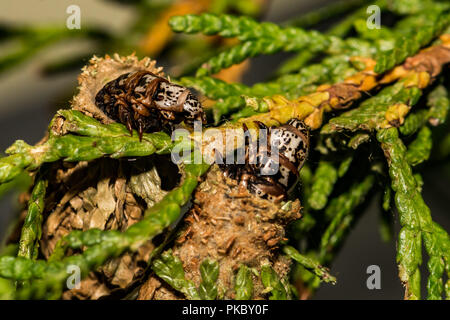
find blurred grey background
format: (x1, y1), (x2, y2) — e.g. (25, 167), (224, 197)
(0, 0), (448, 300)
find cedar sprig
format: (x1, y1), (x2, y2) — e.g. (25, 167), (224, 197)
(282, 246), (336, 284)
(278, 0), (386, 75)
(405, 126), (433, 166)
(377, 128), (439, 299)
(181, 54), (357, 123)
(152, 251), (220, 300)
(388, 0), (448, 14)
(319, 175), (375, 264)
(321, 79), (423, 134)
(169, 13), (370, 77)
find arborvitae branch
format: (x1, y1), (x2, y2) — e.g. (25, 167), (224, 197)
(237, 32), (448, 131)
(427, 84), (449, 126)
(18, 171), (47, 260)
(186, 55), (357, 123)
(2, 3), (450, 301)
(197, 259), (220, 300)
(278, 0), (383, 75)
(0, 110), (177, 185)
(169, 14), (372, 77)
(169, 13), (334, 45)
(308, 162), (338, 210)
(260, 265), (288, 300)
(235, 57), (377, 129)
(282, 246), (336, 284)
(405, 126), (432, 166)
(319, 175), (375, 263)
(182, 55), (356, 100)
(0, 162), (209, 299)
(377, 128), (449, 300)
(323, 35), (450, 135)
(322, 79), (423, 133)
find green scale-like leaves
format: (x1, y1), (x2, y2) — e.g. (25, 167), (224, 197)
(377, 128), (450, 300)
(283, 246), (336, 284)
(322, 80), (423, 134)
(260, 264), (289, 300)
(181, 54), (358, 123)
(234, 265), (254, 300)
(152, 250), (220, 300)
(169, 14), (362, 77)
(0, 159), (209, 299)
(406, 126), (432, 166)
(1, 1), (450, 301)
(308, 162), (338, 211)
(320, 175), (375, 263)
(375, 9), (450, 73)
(18, 172), (47, 260)
(0, 110), (177, 185)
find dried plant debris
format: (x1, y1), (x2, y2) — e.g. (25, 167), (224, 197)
(138, 166), (301, 300)
(37, 156), (173, 299)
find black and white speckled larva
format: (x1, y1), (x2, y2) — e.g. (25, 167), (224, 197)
(219, 119), (310, 202)
(95, 70), (206, 140)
